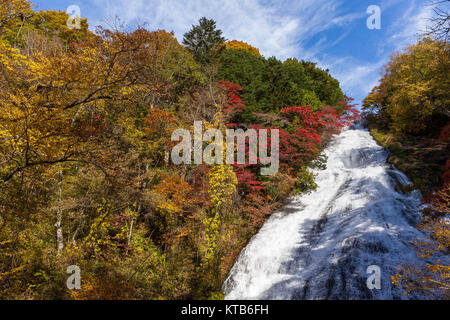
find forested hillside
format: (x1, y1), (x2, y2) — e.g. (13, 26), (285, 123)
(0, 1), (358, 299)
(218, 47), (344, 115)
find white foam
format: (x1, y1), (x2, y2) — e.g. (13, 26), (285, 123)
(223, 125), (428, 300)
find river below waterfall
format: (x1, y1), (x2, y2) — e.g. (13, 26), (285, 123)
(223, 124), (427, 300)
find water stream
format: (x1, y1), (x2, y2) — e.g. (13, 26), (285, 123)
(223, 124), (426, 300)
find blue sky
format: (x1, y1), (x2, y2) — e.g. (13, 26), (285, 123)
(31, 0), (436, 106)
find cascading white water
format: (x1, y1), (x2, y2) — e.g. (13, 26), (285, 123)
(223, 123), (427, 300)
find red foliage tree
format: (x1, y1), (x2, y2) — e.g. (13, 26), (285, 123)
(217, 80), (246, 115)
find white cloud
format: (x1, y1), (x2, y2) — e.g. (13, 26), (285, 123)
(88, 0), (354, 59)
(317, 0), (436, 106)
(80, 0), (431, 107)
(385, 0), (435, 51)
(314, 54), (387, 105)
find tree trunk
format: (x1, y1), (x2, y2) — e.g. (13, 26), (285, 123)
(55, 170), (64, 254)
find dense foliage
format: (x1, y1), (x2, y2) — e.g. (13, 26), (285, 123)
(0, 2), (358, 299)
(363, 38), (449, 136)
(219, 50), (344, 117)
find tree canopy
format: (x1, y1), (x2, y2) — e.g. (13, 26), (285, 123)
(219, 49), (344, 115)
(363, 38), (449, 135)
(183, 17), (226, 64)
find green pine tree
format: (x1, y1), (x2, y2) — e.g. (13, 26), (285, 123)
(183, 17), (226, 64)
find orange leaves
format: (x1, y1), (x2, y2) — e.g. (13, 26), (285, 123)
(154, 176), (192, 215)
(224, 40), (262, 57)
(143, 108), (178, 158)
(143, 108), (177, 138)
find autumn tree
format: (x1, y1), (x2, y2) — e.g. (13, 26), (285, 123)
(0, 0), (33, 35)
(363, 38), (449, 135)
(224, 40), (261, 57)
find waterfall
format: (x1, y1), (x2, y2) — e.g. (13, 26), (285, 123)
(223, 124), (427, 300)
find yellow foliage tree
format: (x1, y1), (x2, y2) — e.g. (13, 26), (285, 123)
(224, 40), (262, 57)
(200, 164), (237, 268)
(364, 38), (449, 134)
